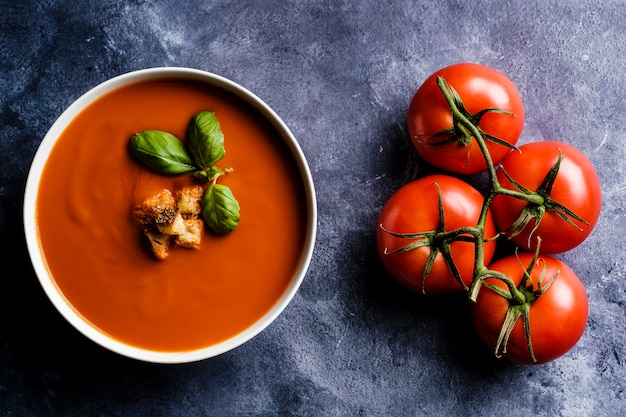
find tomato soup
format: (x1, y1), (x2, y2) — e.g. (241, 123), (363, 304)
(36, 79), (309, 352)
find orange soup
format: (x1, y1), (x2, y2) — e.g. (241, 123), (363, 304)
(36, 79), (309, 352)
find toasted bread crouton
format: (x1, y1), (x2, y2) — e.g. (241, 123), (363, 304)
(133, 187), (206, 259)
(175, 185), (203, 218)
(156, 212), (186, 236)
(132, 189), (178, 226)
(174, 218), (204, 249)
(143, 228), (170, 260)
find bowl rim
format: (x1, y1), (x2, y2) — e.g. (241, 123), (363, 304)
(23, 67), (317, 364)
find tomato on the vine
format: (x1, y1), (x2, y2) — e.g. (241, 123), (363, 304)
(491, 141), (602, 254)
(470, 253), (588, 365)
(407, 62), (524, 174)
(376, 174), (497, 295)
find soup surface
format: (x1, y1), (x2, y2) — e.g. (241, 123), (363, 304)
(37, 79), (308, 352)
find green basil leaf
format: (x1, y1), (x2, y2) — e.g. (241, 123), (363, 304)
(128, 130), (196, 175)
(202, 184), (240, 234)
(188, 111), (225, 169)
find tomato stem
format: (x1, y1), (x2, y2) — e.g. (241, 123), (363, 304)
(385, 76), (574, 363)
(434, 75), (557, 363)
(435, 77), (499, 187)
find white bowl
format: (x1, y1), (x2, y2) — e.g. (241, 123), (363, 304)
(23, 67), (317, 363)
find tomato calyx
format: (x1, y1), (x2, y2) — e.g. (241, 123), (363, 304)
(497, 149), (590, 247)
(414, 77), (518, 167)
(479, 241), (559, 363)
(379, 182), (478, 294)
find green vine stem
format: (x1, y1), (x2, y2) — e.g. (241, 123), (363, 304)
(434, 77), (544, 214)
(381, 74), (589, 361)
(432, 76), (579, 361)
(433, 76), (530, 302)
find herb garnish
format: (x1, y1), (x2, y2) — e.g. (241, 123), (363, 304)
(128, 130), (196, 175)
(128, 111), (240, 234)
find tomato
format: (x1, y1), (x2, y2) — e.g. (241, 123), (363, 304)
(470, 253), (588, 365)
(491, 141), (602, 254)
(376, 174), (497, 295)
(407, 63), (524, 174)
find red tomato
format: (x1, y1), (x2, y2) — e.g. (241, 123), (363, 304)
(376, 174), (497, 295)
(407, 63), (524, 174)
(470, 253), (588, 365)
(491, 141), (602, 254)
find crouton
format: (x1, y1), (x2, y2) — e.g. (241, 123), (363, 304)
(156, 212), (186, 236)
(175, 185), (204, 218)
(174, 218), (204, 249)
(132, 186), (205, 259)
(143, 228), (170, 260)
(132, 189), (177, 226)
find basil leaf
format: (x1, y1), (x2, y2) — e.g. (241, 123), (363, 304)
(202, 184), (240, 234)
(188, 111), (225, 169)
(128, 130), (196, 175)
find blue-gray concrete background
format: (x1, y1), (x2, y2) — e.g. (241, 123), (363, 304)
(2, 1), (625, 415)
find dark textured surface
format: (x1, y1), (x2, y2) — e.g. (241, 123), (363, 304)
(2, 0), (625, 415)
